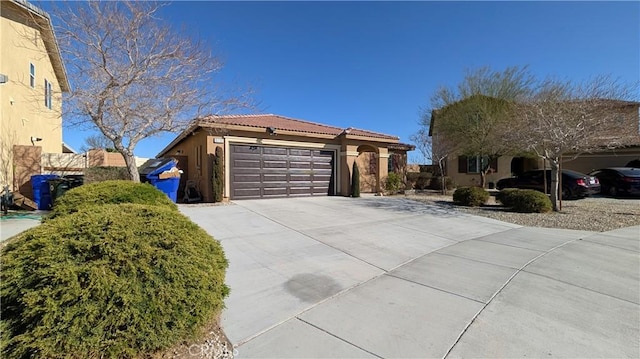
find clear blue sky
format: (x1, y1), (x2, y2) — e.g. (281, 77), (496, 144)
(46, 1), (640, 160)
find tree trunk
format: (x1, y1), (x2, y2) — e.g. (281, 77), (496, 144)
(438, 158), (447, 195)
(122, 150), (141, 183)
(549, 159), (560, 211)
(479, 171), (487, 188)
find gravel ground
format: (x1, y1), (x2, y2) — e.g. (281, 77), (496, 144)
(403, 192), (640, 232)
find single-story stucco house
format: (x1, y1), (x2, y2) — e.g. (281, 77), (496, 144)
(157, 114), (414, 202)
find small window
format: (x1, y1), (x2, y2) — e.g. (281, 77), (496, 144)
(459, 155), (498, 174)
(44, 79), (52, 109)
(467, 156), (487, 174)
(30, 63), (35, 88)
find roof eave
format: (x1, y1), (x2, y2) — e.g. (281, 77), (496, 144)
(10, 0), (70, 92)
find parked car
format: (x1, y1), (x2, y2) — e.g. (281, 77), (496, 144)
(496, 169), (600, 199)
(625, 159), (640, 168)
(588, 167), (640, 197)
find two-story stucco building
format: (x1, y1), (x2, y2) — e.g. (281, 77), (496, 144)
(430, 98), (640, 188)
(1, 0), (69, 189)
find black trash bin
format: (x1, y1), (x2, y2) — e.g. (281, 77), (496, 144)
(49, 175), (84, 206)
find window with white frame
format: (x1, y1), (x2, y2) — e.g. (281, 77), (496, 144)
(30, 63), (35, 88)
(458, 155), (497, 174)
(467, 156), (486, 174)
(44, 79), (52, 109)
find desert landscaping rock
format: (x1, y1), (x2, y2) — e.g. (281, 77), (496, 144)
(404, 193), (640, 232)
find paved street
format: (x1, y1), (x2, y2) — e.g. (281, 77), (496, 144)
(180, 196), (640, 358)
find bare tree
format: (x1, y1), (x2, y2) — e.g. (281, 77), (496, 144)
(54, 1), (253, 182)
(410, 113), (457, 194)
(81, 134), (115, 152)
(515, 75), (639, 211)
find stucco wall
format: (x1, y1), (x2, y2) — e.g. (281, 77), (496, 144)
(1, 2), (64, 187)
(160, 127), (402, 201)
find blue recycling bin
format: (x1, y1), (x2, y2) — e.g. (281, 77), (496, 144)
(139, 158), (180, 203)
(31, 174), (59, 210)
(148, 177), (180, 203)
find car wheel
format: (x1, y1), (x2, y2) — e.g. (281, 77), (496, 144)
(608, 186), (618, 197)
(561, 186), (571, 200)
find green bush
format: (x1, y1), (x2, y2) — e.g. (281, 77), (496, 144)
(351, 162), (360, 197)
(495, 188), (521, 207)
(385, 172), (404, 193)
(509, 189), (552, 213)
(452, 186), (489, 207)
(1, 204), (229, 358)
(406, 172), (432, 190)
(429, 176), (455, 191)
(48, 180), (177, 219)
(213, 147), (224, 202)
(83, 167), (130, 183)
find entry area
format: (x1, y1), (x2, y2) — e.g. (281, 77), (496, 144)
(229, 144), (335, 199)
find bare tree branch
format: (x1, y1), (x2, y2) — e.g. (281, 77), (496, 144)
(54, 1), (255, 181)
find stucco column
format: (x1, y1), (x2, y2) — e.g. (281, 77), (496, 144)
(377, 147), (389, 193)
(340, 144), (359, 196)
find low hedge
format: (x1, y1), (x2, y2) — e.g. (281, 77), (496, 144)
(406, 172), (432, 190)
(452, 186), (489, 207)
(497, 188), (552, 213)
(1, 203), (229, 358)
(48, 180), (177, 219)
(495, 188), (521, 207)
(84, 167), (130, 183)
(430, 176), (455, 191)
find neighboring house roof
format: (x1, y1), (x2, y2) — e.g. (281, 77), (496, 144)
(62, 142), (77, 154)
(7, 0), (70, 92)
(157, 114), (402, 157)
(429, 96), (640, 137)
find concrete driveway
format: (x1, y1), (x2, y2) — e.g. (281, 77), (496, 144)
(180, 196), (639, 358)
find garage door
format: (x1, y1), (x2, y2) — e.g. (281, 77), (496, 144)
(230, 145), (335, 199)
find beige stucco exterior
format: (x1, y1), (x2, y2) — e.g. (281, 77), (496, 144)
(1, 0), (69, 189)
(158, 124), (406, 202)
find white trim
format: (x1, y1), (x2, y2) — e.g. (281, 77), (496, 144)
(378, 153), (390, 159)
(340, 151), (360, 157)
(224, 136), (340, 150)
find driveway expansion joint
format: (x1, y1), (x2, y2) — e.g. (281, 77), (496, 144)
(442, 236), (582, 358)
(385, 273), (485, 305)
(295, 317), (385, 359)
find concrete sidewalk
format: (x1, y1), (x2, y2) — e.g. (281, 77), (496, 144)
(0, 215), (42, 242)
(180, 196), (640, 358)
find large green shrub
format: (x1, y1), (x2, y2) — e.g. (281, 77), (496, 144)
(495, 188), (521, 207)
(48, 180), (177, 219)
(385, 172), (404, 194)
(351, 162), (360, 197)
(1, 204), (229, 358)
(509, 189), (552, 213)
(213, 147), (224, 202)
(452, 186), (489, 207)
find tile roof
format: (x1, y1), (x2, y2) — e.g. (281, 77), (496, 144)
(157, 114), (403, 157)
(198, 114), (399, 140)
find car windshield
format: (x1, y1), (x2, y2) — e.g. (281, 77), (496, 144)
(617, 168), (640, 177)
